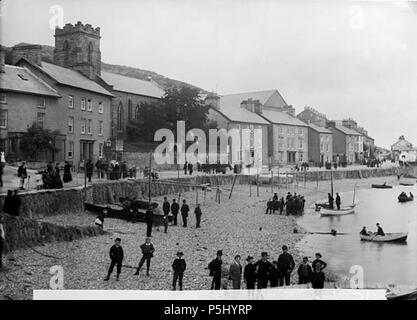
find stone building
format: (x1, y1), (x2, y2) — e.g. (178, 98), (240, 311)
(0, 48), (65, 164)
(307, 123), (333, 166)
(391, 135), (414, 161)
(297, 106), (328, 127)
(327, 121), (362, 164)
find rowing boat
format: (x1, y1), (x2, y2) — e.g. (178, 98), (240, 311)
(399, 182), (415, 186)
(371, 184), (392, 189)
(320, 207), (355, 216)
(360, 232), (408, 243)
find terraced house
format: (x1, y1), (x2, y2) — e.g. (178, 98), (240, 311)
(327, 121), (362, 165)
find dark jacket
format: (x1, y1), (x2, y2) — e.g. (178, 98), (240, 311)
(194, 207), (202, 216)
(17, 165), (27, 178)
(172, 258), (187, 273)
(311, 271), (325, 289)
(243, 263), (257, 281)
(270, 265), (281, 286)
(171, 202), (179, 214)
(163, 201), (171, 214)
(181, 204), (190, 217)
(145, 209), (154, 224)
(297, 263), (313, 278)
(140, 243), (155, 257)
(110, 245), (124, 261)
(312, 259), (327, 271)
(277, 252), (295, 273)
(254, 259), (273, 279)
(208, 258), (222, 277)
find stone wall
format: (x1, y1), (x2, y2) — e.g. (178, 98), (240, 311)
(0, 213), (104, 252)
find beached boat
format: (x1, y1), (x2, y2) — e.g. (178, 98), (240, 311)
(386, 288), (417, 300)
(398, 193), (414, 203)
(371, 184), (392, 189)
(360, 232), (408, 243)
(319, 207), (355, 216)
(399, 182), (415, 186)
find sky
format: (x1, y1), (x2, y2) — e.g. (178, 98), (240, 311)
(1, 0), (417, 149)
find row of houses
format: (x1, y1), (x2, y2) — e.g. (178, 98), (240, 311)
(0, 21), (375, 169)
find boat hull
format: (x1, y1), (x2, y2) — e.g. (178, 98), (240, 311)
(371, 184), (392, 189)
(319, 208), (355, 216)
(360, 232), (408, 243)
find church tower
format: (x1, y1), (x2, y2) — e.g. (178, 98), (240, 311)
(53, 21), (101, 79)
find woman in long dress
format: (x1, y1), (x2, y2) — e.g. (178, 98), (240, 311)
(63, 161), (72, 183)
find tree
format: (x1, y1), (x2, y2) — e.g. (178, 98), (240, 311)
(126, 85), (210, 143)
(20, 123), (61, 161)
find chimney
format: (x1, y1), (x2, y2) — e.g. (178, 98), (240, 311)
(241, 98), (256, 112)
(12, 44), (42, 66)
(205, 92), (220, 109)
(0, 50), (5, 73)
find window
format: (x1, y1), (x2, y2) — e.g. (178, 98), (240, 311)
(87, 119), (92, 135)
(98, 120), (103, 136)
(0, 92), (7, 104)
(299, 152), (304, 162)
(117, 103), (124, 130)
(68, 141), (74, 158)
(37, 112), (45, 128)
(0, 110), (7, 128)
(298, 127), (303, 135)
(135, 105), (140, 120)
(98, 102), (104, 114)
(38, 98), (46, 108)
(98, 143), (103, 158)
(68, 117), (74, 133)
(81, 118), (86, 134)
(128, 99), (133, 120)
(68, 95), (74, 108)
(87, 99), (92, 112)
(81, 98), (86, 110)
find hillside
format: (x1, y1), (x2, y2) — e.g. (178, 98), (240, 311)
(2, 44), (206, 92)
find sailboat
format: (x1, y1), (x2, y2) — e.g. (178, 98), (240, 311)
(318, 168), (358, 217)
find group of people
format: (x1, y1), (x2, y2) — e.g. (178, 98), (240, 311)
(183, 161), (194, 175)
(360, 223), (385, 236)
(104, 238), (327, 291)
(266, 192), (306, 215)
(327, 192), (342, 210)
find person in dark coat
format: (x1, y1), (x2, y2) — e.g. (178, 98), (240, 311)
(228, 255), (242, 289)
(376, 223), (385, 236)
(328, 193), (334, 209)
(270, 261), (281, 287)
(172, 251), (186, 290)
(277, 245), (295, 286)
(184, 161), (188, 175)
(279, 197), (285, 215)
(194, 204), (202, 228)
(145, 208), (154, 237)
(171, 199), (179, 225)
(208, 250), (223, 290)
(134, 237), (155, 276)
(312, 253), (327, 272)
(266, 199), (273, 214)
(180, 199), (189, 227)
(188, 162), (193, 175)
(104, 238), (124, 281)
(55, 162), (60, 176)
(311, 264), (325, 289)
(86, 159), (94, 183)
(63, 161), (72, 183)
(17, 162), (27, 190)
(243, 256), (257, 289)
(254, 252), (273, 289)
(162, 197), (170, 216)
(297, 257), (313, 284)
(2, 190), (13, 215)
(335, 193), (341, 210)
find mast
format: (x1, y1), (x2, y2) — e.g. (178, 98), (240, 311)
(148, 151), (152, 204)
(330, 167), (334, 198)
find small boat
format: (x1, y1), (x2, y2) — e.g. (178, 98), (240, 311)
(371, 184), (392, 189)
(398, 193), (414, 203)
(386, 287), (417, 300)
(360, 232), (408, 243)
(319, 207), (355, 216)
(399, 182), (415, 186)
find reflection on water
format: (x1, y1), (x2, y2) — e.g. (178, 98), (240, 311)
(297, 185), (417, 287)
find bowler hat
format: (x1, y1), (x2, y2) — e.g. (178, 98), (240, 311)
(216, 250), (223, 256)
(246, 256), (254, 261)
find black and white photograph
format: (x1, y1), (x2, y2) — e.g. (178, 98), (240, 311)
(1, 0), (417, 308)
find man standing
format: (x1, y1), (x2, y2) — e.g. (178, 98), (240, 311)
(162, 197), (171, 216)
(145, 207), (154, 237)
(208, 250), (223, 290)
(188, 162), (193, 175)
(194, 204), (202, 228)
(254, 252), (273, 289)
(171, 199), (179, 226)
(243, 256), (257, 289)
(277, 245), (295, 286)
(86, 159), (94, 183)
(17, 162), (27, 190)
(0, 216), (5, 270)
(181, 199), (189, 227)
(335, 193), (341, 210)
(172, 251), (186, 290)
(228, 255), (242, 289)
(328, 193), (334, 209)
(297, 257), (313, 284)
(312, 253), (327, 272)
(184, 161), (188, 175)
(104, 238), (124, 281)
(134, 237), (155, 276)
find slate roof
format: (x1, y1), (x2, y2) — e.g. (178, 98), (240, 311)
(308, 123), (332, 134)
(0, 65), (60, 97)
(38, 62), (113, 96)
(333, 125), (362, 136)
(260, 108), (308, 127)
(100, 71), (164, 98)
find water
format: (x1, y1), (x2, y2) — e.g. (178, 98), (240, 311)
(297, 184), (417, 287)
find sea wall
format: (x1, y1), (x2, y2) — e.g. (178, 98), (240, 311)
(0, 213), (105, 252)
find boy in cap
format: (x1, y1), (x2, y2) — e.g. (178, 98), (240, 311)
(208, 250), (223, 290)
(243, 256), (257, 289)
(172, 251), (186, 290)
(134, 237), (155, 276)
(297, 257), (313, 284)
(104, 238), (124, 281)
(171, 199), (179, 225)
(194, 204), (202, 228)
